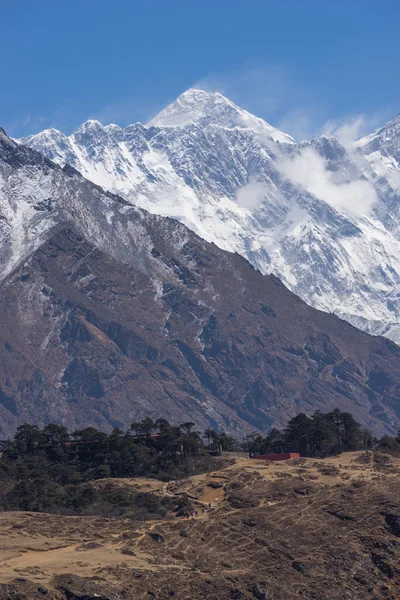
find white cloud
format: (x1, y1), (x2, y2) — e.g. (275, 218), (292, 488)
(322, 116), (365, 147)
(236, 181), (268, 210)
(277, 147), (378, 215)
(320, 111), (392, 147)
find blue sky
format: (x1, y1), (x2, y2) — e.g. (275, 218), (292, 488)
(3, 0), (400, 140)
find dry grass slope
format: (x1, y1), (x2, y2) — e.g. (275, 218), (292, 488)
(1, 452), (400, 599)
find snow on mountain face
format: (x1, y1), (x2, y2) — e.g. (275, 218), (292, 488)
(0, 127), (170, 285)
(355, 114), (400, 194)
(0, 127), (66, 280)
(20, 91), (400, 343)
(148, 88), (295, 144)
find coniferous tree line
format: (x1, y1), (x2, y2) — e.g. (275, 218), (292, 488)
(0, 418), (233, 516)
(244, 408), (398, 457)
(1, 410), (400, 516)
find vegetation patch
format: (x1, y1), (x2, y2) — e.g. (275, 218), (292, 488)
(0, 418), (233, 517)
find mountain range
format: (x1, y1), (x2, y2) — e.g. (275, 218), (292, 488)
(2, 124), (400, 437)
(21, 89), (400, 344)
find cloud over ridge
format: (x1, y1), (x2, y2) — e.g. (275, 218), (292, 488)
(277, 147), (378, 215)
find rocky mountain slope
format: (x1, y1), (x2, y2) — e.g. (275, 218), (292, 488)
(21, 90), (400, 343)
(2, 127), (400, 436)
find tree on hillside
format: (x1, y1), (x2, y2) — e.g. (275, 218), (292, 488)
(43, 424), (69, 445)
(181, 422), (196, 434)
(309, 410), (332, 455)
(340, 412), (361, 451)
(217, 432), (235, 451)
(130, 421), (140, 436)
(155, 418), (171, 434)
(14, 424), (42, 454)
(72, 427), (107, 463)
(284, 413), (312, 455)
(138, 417), (155, 436)
(327, 408), (343, 453)
(204, 427), (218, 446)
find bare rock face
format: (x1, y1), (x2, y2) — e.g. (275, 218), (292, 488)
(2, 127), (400, 436)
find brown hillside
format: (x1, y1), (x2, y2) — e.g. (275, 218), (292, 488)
(1, 452), (400, 599)
(1, 226), (400, 437)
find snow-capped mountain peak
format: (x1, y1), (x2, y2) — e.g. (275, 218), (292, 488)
(148, 88), (229, 127)
(148, 88), (295, 144)
(74, 119), (105, 133)
(18, 92), (400, 344)
(21, 127), (66, 143)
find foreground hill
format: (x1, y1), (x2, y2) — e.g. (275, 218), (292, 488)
(1, 452), (400, 599)
(2, 127), (400, 436)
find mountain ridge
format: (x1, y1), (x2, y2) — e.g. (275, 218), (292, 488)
(2, 127), (400, 436)
(20, 90), (400, 343)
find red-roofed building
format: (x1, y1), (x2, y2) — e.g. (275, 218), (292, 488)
(255, 452), (300, 461)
